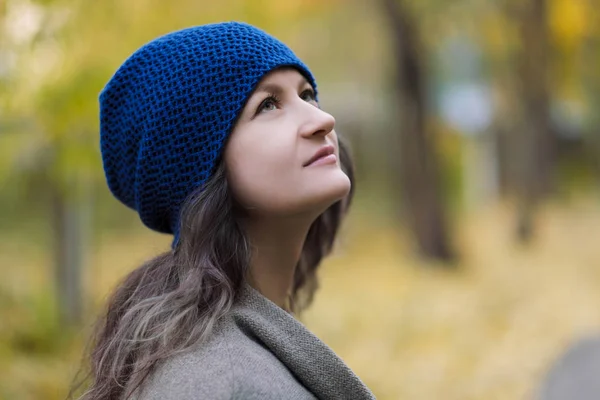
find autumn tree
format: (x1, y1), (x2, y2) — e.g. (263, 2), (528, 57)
(381, 0), (455, 262)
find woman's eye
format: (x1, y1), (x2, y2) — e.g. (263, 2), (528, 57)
(301, 89), (317, 103)
(256, 89), (317, 115)
(257, 95), (280, 114)
(263, 100), (277, 111)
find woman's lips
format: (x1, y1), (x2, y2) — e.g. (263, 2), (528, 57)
(304, 144), (336, 167)
(306, 153), (337, 167)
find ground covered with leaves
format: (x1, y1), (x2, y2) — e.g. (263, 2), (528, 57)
(2, 198), (600, 399)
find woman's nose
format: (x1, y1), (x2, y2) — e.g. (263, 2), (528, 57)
(298, 102), (336, 139)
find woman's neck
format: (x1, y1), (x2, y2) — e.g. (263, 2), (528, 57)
(242, 215), (313, 310)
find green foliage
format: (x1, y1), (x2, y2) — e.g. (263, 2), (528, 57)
(4, 291), (66, 356)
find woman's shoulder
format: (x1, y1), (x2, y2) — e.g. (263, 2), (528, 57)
(131, 315), (315, 400)
(131, 319), (238, 399)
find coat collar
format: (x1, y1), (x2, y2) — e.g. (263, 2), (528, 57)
(231, 282), (376, 400)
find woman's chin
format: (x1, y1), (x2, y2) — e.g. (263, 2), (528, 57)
(303, 172), (351, 213)
(242, 171), (351, 217)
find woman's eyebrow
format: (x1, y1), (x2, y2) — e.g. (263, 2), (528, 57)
(254, 82), (284, 95)
(253, 77), (311, 96)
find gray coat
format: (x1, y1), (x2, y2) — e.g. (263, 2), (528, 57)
(133, 283), (376, 399)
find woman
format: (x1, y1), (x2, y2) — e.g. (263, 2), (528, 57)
(76, 22), (374, 399)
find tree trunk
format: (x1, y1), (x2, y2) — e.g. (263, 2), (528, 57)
(514, 0), (556, 242)
(382, 0), (455, 262)
(51, 182), (86, 326)
(463, 132), (500, 209)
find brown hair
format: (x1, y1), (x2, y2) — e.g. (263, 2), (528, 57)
(69, 136), (355, 400)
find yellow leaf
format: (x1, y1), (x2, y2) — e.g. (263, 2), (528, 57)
(549, 0), (589, 52)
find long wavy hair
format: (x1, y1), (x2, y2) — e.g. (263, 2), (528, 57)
(69, 135), (355, 400)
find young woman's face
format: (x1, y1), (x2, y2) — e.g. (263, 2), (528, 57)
(224, 68), (351, 217)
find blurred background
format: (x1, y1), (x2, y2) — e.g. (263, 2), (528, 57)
(2, 0), (600, 398)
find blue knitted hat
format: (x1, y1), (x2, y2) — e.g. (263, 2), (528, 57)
(100, 22), (317, 247)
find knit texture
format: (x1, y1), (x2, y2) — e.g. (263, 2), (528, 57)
(132, 282), (376, 399)
(100, 22), (317, 246)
